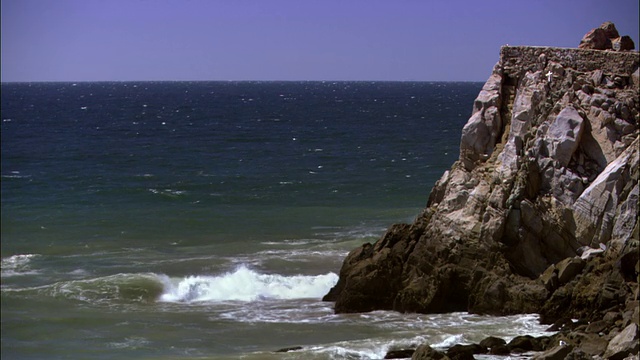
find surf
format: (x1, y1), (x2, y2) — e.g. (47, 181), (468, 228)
(159, 265), (338, 303)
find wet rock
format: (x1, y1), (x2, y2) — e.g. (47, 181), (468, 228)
(411, 344), (449, 360)
(445, 344), (481, 360)
(274, 346), (303, 352)
(546, 317), (575, 332)
(507, 335), (544, 352)
(479, 336), (506, 349)
(385, 348), (416, 359)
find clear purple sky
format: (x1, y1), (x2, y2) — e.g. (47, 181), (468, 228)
(2, 0), (638, 82)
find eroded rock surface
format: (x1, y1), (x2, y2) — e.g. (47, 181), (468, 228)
(325, 24), (639, 358)
(325, 45), (639, 319)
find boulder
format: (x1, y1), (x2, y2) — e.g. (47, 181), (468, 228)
(385, 349), (416, 359)
(411, 344), (449, 360)
(507, 335), (544, 352)
(615, 35), (635, 51)
(579, 22), (635, 51)
(540, 264), (559, 291)
(478, 336), (506, 349)
(579, 28), (611, 50)
(556, 257), (586, 284)
(445, 344), (480, 360)
(604, 323), (640, 360)
(600, 21), (620, 39)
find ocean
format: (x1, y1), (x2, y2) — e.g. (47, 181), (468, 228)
(1, 81), (550, 359)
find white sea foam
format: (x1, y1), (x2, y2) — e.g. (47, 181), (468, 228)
(1, 254), (40, 277)
(431, 333), (466, 349)
(159, 265), (338, 303)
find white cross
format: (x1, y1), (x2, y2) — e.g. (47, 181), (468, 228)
(546, 71), (553, 82)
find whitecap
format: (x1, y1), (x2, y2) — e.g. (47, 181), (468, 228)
(1, 254), (40, 277)
(159, 265), (338, 303)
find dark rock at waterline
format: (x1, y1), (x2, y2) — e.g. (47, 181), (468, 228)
(507, 335), (545, 352)
(488, 343), (510, 355)
(446, 343), (484, 360)
(478, 336), (506, 349)
(411, 344), (448, 360)
(384, 348), (416, 359)
(479, 336), (510, 354)
(274, 346), (303, 353)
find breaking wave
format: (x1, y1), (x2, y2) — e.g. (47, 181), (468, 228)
(159, 265), (338, 303)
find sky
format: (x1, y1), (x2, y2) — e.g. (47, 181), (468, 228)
(1, 0), (638, 82)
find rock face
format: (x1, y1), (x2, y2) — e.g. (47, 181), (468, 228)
(324, 43), (639, 351)
(319, 43), (640, 360)
(579, 21), (635, 51)
(324, 23), (639, 356)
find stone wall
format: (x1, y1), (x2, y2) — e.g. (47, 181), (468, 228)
(500, 46), (639, 78)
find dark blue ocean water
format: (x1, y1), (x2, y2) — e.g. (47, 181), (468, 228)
(1, 81), (479, 255)
(0, 81), (549, 360)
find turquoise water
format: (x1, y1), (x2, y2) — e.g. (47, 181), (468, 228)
(1, 81), (551, 359)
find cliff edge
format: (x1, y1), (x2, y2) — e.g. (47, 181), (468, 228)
(324, 24), (639, 358)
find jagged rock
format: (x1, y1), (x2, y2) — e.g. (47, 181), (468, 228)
(539, 264), (559, 291)
(579, 28), (612, 50)
(572, 138), (639, 248)
(460, 70), (503, 170)
(579, 22), (635, 51)
(532, 344), (574, 360)
(325, 44), (639, 316)
(556, 257), (586, 284)
(411, 344), (449, 360)
(324, 33), (639, 360)
(604, 323), (640, 359)
(600, 21), (620, 39)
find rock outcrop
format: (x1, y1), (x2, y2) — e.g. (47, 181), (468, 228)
(579, 21), (635, 51)
(325, 25), (639, 359)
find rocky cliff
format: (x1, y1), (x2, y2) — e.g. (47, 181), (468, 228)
(324, 38), (639, 357)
